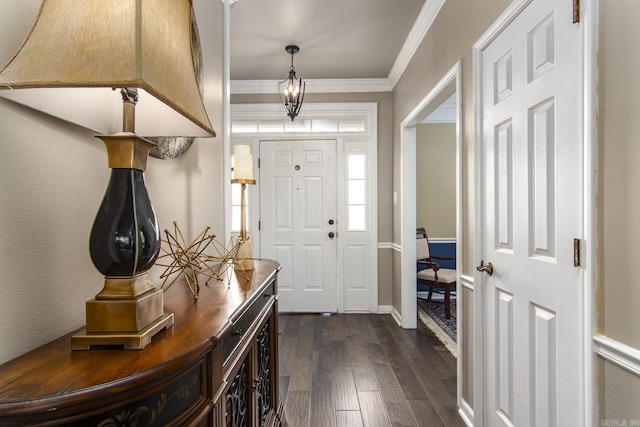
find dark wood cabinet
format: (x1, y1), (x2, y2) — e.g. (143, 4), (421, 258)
(0, 260), (283, 427)
(221, 279), (281, 427)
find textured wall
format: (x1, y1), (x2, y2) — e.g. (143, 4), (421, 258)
(598, 359), (640, 424)
(599, 0), (640, 351)
(597, 0), (640, 422)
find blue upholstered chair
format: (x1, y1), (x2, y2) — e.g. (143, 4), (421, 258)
(416, 227), (457, 319)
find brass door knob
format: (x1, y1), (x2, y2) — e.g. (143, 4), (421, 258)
(477, 260), (494, 276)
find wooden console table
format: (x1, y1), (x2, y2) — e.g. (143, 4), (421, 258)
(0, 259), (283, 427)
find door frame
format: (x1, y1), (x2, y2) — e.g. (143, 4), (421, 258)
(472, 1), (598, 425)
(228, 102), (379, 313)
(399, 61), (462, 326)
(399, 60), (463, 409)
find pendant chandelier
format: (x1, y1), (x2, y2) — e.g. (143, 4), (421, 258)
(278, 45), (305, 121)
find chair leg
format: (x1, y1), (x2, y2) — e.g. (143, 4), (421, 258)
(444, 284), (451, 319)
(427, 287), (433, 301)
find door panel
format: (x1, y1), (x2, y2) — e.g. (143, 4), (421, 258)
(480, 0), (582, 425)
(260, 140), (337, 312)
(273, 177), (293, 229)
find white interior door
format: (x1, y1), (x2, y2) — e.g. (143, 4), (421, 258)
(260, 140), (338, 312)
(479, 0), (583, 425)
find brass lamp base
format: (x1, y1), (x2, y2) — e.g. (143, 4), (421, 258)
(231, 178), (256, 185)
(85, 288), (164, 333)
(235, 238), (255, 271)
(71, 274), (174, 350)
(71, 313), (174, 350)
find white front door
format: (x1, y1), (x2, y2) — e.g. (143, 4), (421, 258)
(260, 140), (338, 312)
(479, 0), (583, 425)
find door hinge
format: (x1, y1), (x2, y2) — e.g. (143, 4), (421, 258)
(258, 220), (261, 231)
(573, 238), (581, 267)
(573, 0), (580, 23)
(258, 158), (260, 168)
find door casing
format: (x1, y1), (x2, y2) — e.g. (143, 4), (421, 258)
(229, 102), (379, 313)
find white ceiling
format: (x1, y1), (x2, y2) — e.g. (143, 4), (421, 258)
(228, 0), (426, 81)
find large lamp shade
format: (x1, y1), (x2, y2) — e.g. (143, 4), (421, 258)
(0, 0), (215, 138)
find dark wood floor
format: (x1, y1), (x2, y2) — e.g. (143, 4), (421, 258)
(277, 313), (465, 427)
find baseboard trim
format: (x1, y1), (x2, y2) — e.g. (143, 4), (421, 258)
(378, 305), (393, 314)
(459, 398), (474, 426)
(594, 334), (640, 377)
(390, 307), (402, 326)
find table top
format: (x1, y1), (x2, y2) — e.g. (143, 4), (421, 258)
(0, 259), (280, 410)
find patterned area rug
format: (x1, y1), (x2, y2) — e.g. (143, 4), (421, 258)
(417, 297), (457, 345)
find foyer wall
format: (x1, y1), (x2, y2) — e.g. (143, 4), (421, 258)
(231, 91), (394, 306)
(597, 0), (640, 421)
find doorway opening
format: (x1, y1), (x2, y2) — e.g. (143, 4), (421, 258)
(398, 59), (463, 408)
(399, 61), (461, 330)
(415, 95), (458, 354)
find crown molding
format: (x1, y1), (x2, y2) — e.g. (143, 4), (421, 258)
(230, 0), (445, 95)
(387, 0), (446, 88)
(231, 78), (392, 94)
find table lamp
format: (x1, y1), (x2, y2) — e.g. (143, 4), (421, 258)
(0, 0), (216, 349)
(231, 145), (256, 271)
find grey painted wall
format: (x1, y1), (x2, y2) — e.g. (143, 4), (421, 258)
(416, 123), (456, 239)
(597, 0), (640, 421)
(232, 92), (394, 306)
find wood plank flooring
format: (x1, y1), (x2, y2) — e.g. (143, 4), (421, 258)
(278, 313), (465, 427)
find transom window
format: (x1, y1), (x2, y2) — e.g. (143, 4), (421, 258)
(231, 117), (366, 134)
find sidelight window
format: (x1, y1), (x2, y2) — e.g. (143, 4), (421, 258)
(347, 154), (367, 231)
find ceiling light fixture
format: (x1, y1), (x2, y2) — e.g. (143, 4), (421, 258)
(278, 45), (305, 121)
